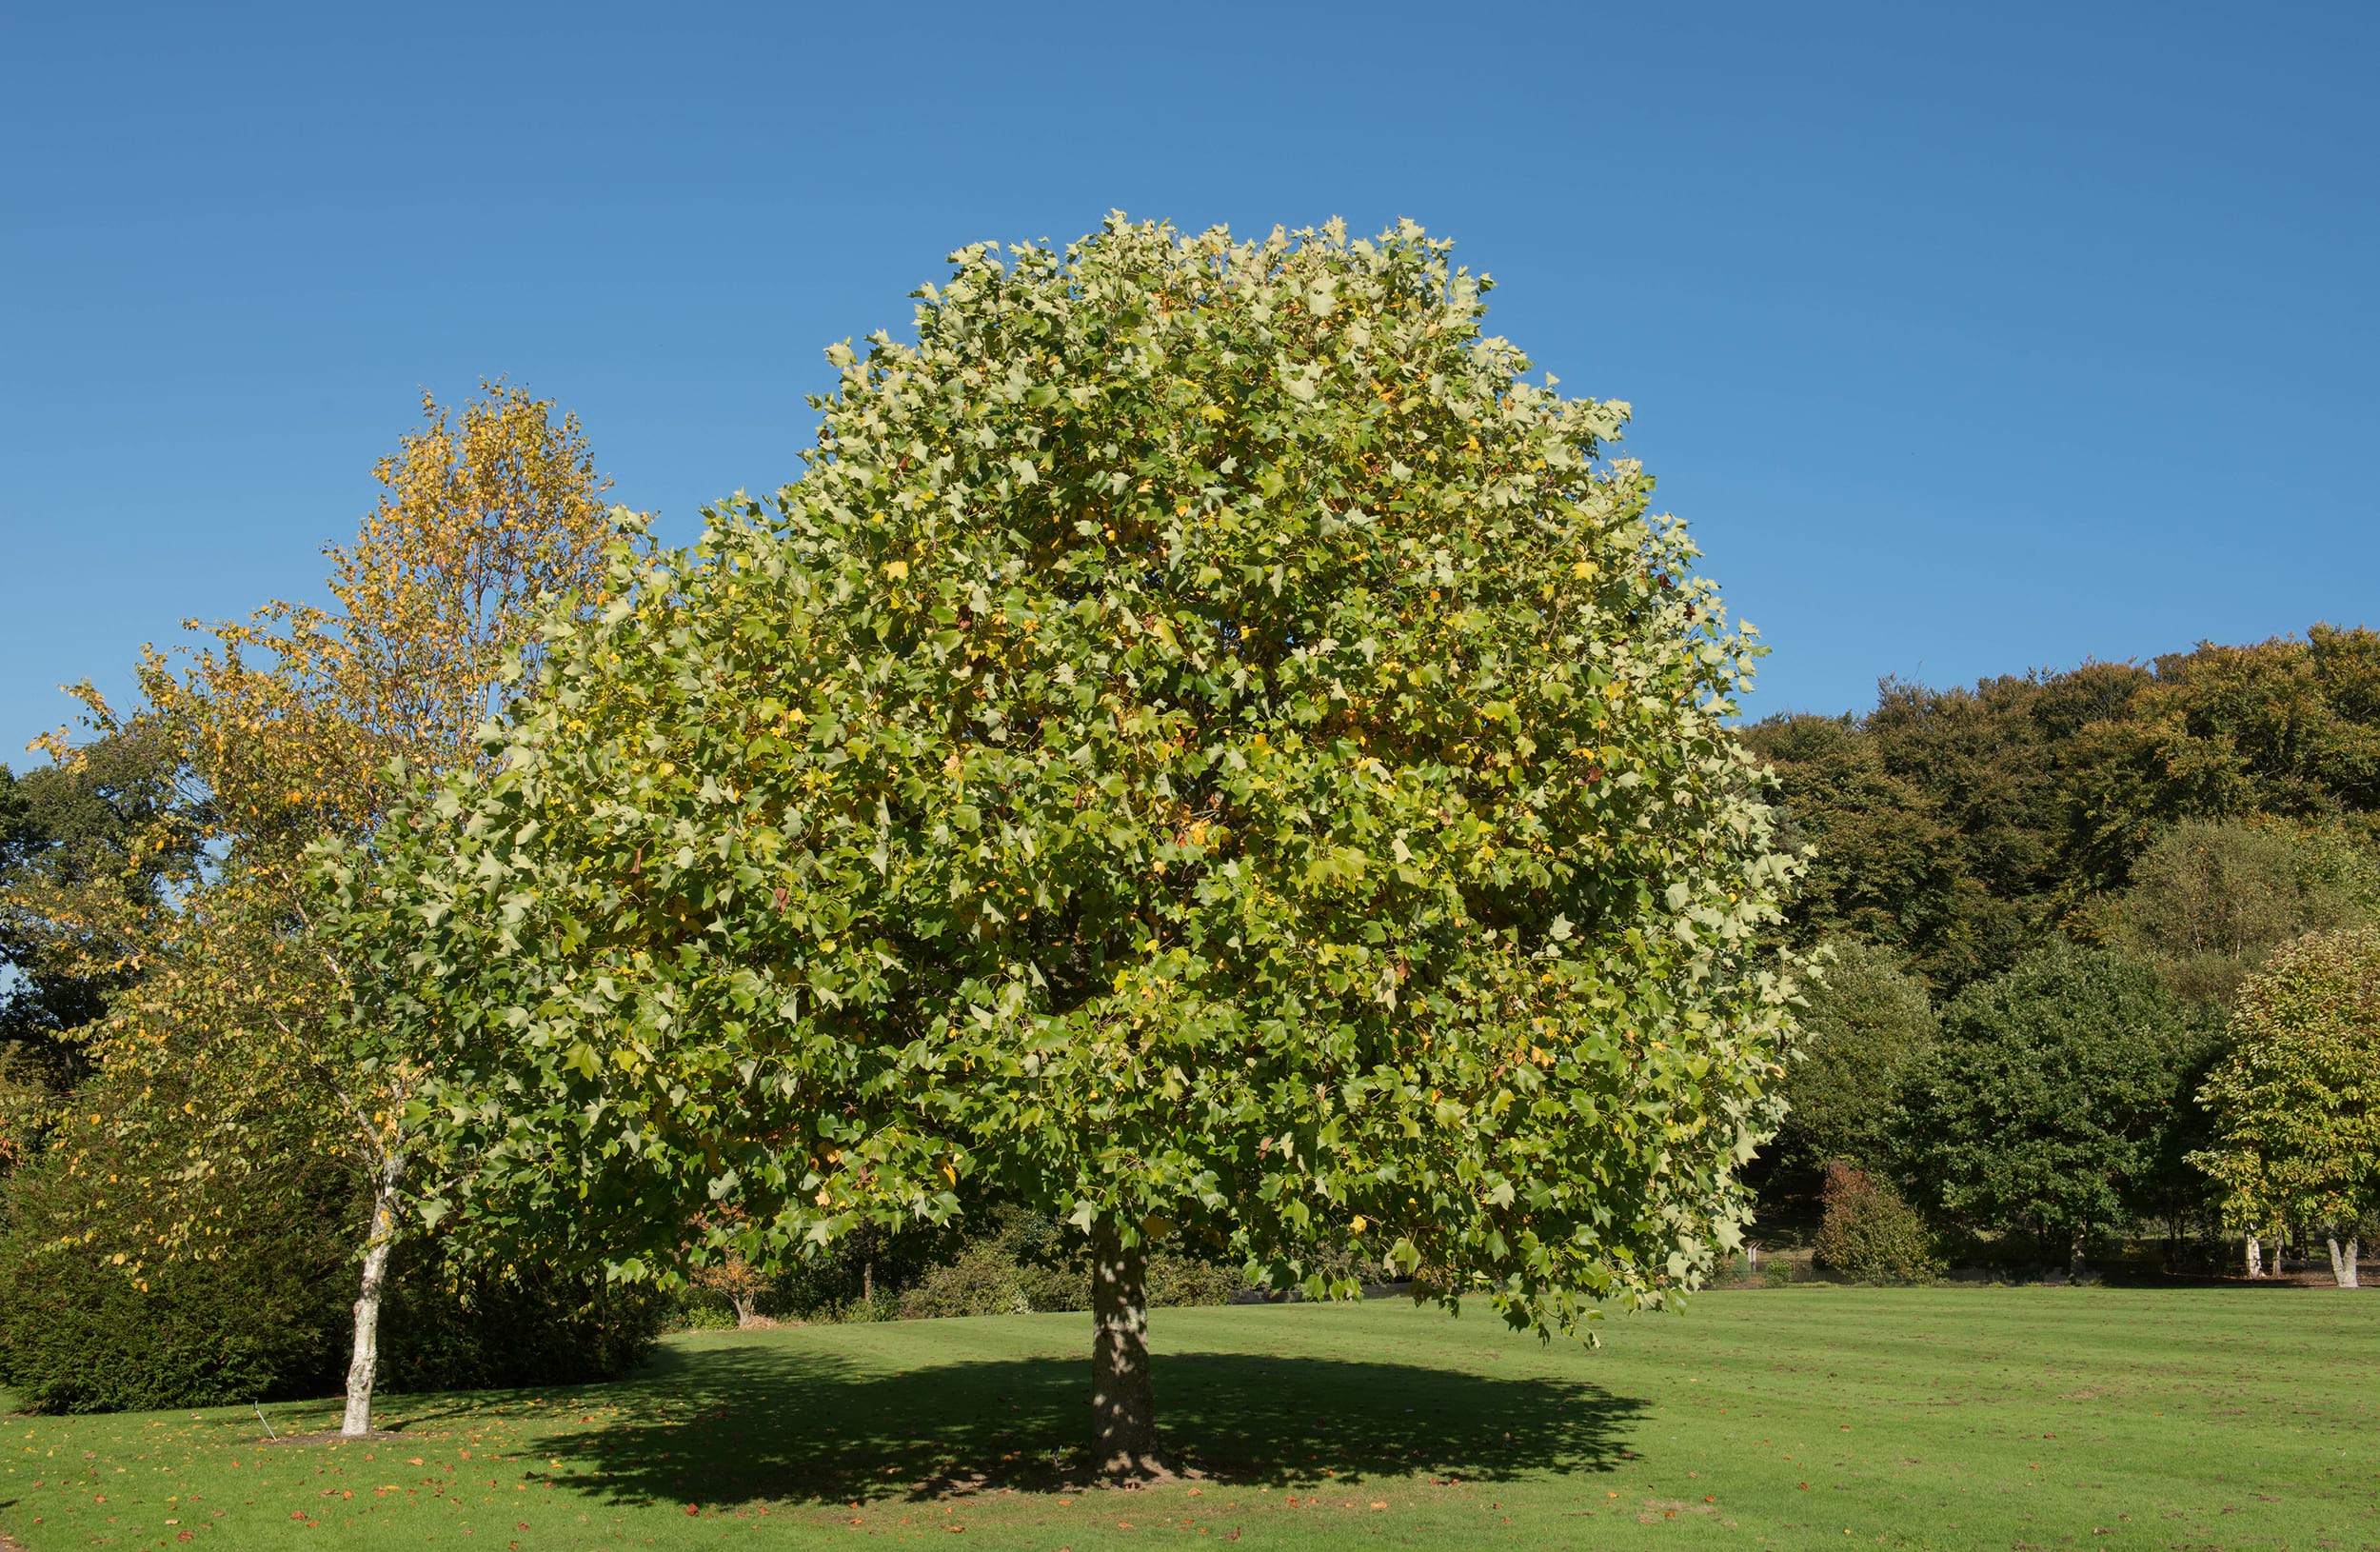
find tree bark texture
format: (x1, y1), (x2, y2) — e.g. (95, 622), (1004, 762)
(1091, 1221), (1160, 1477)
(2329, 1232), (2361, 1289)
(341, 1151), (407, 1436)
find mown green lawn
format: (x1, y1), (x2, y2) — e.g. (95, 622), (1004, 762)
(4, 1285), (2375, 1551)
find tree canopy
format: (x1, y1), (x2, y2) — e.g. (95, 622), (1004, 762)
(1902, 942), (2216, 1263)
(2193, 926), (2380, 1272)
(355, 216), (1805, 1470)
(2085, 818), (2378, 1006)
(0, 726), (192, 1162)
(1762, 939), (1937, 1192)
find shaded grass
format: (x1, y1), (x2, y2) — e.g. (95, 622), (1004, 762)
(4, 1285), (2377, 1549)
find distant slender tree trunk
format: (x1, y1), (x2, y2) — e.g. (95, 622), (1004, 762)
(2328, 1230), (2360, 1289)
(2067, 1223), (2087, 1279)
(2245, 1233), (2263, 1279)
(1091, 1221), (1160, 1478)
(341, 1149), (407, 1436)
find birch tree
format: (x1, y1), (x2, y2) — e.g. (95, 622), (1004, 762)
(44, 382), (624, 1433)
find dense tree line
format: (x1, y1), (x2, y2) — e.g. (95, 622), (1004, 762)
(1752, 633), (2380, 1281)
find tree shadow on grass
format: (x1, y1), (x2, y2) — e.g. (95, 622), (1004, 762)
(511, 1341), (1648, 1508)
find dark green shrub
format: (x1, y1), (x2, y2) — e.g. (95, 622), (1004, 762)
(1014, 1258), (1089, 1313)
(899, 1241), (1029, 1319)
(382, 1255), (666, 1392)
(1146, 1253), (1246, 1307)
(0, 1152), (350, 1412)
(902, 1208), (1091, 1317)
(0, 1133), (662, 1412)
(1813, 1163), (1942, 1284)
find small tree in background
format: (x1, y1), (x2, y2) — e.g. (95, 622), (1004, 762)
(692, 1246), (776, 1329)
(354, 217), (1807, 1476)
(2086, 818), (2377, 1006)
(38, 382), (627, 1435)
(1812, 1163), (1940, 1283)
(1902, 942), (2217, 1271)
(1765, 939), (1936, 1195)
(2194, 926), (2380, 1288)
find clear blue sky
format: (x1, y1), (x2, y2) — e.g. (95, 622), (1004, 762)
(6, 2), (2374, 765)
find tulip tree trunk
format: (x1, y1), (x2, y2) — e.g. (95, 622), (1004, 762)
(1091, 1222), (1160, 1478)
(340, 1151), (407, 1437)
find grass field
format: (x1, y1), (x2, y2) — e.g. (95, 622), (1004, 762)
(4, 1285), (2375, 1550)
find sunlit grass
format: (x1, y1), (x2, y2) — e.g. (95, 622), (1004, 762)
(4, 1285), (2375, 1549)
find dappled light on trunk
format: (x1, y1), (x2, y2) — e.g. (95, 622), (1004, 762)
(1091, 1223), (1160, 1479)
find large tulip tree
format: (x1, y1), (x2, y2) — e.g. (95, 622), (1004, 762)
(350, 217), (1804, 1475)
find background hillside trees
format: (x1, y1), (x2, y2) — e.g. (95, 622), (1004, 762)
(2083, 819), (2379, 1006)
(1753, 631), (2380, 999)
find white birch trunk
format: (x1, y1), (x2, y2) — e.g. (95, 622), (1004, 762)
(2245, 1233), (2263, 1279)
(2329, 1232), (2359, 1289)
(340, 1150), (407, 1437)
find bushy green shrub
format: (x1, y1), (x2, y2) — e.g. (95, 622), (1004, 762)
(0, 1152), (350, 1413)
(1902, 942), (2220, 1258)
(0, 1135), (663, 1412)
(895, 1208), (1249, 1320)
(1146, 1253), (1247, 1307)
(382, 1255), (666, 1392)
(1014, 1258), (1089, 1313)
(899, 1241), (1031, 1319)
(1813, 1163), (1942, 1284)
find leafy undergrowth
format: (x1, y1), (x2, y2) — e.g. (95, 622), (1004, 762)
(4, 1286), (2375, 1549)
